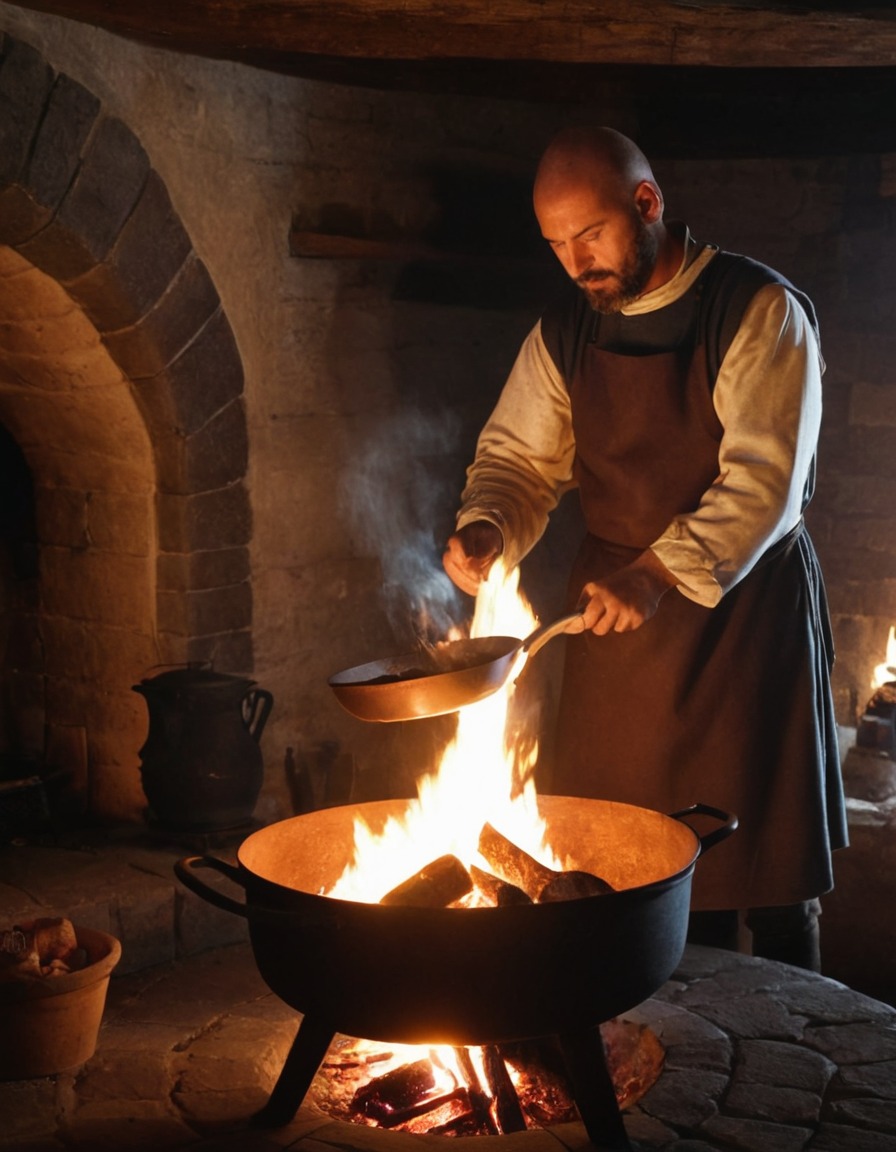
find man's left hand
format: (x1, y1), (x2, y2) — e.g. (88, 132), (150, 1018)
(577, 549), (679, 635)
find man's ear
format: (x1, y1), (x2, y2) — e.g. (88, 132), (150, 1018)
(634, 180), (664, 224)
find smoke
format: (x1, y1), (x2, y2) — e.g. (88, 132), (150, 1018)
(343, 404), (469, 647)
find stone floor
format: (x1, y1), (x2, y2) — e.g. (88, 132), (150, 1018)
(2, 809), (896, 1152)
(2, 939), (896, 1152)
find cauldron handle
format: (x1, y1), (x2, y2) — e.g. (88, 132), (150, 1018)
(668, 803), (738, 854)
(174, 855), (250, 917)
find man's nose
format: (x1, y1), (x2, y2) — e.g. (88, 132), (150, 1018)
(565, 239), (592, 279)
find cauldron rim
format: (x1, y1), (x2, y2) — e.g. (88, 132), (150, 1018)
(236, 794), (706, 906)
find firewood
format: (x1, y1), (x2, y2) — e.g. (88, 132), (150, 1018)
(452, 1047), (499, 1134)
(469, 864), (532, 906)
(351, 1058), (436, 1122)
(379, 854), (472, 907)
(477, 824), (613, 902)
(481, 1045), (527, 1132)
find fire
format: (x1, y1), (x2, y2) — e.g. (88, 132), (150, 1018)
(871, 625), (896, 690)
(328, 559), (563, 902)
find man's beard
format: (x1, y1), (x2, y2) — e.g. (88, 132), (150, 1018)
(576, 220), (658, 314)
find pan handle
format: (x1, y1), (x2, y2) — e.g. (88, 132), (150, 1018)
(174, 855), (250, 918)
(668, 803), (738, 854)
(522, 610), (587, 659)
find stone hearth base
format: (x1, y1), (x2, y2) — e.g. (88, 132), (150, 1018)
(1, 941), (894, 1151)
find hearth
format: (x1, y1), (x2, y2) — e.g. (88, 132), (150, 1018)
(175, 796), (735, 1151)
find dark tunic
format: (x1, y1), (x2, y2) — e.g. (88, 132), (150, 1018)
(543, 252), (848, 911)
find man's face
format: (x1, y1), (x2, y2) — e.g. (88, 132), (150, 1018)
(536, 181), (659, 314)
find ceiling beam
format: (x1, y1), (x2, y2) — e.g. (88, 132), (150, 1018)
(4, 0), (896, 71)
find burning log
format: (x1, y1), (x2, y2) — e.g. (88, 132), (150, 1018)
(452, 1047), (499, 1134)
(351, 1058), (446, 1125)
(478, 824), (613, 902)
(379, 854), (472, 907)
(481, 1044), (527, 1133)
(469, 864), (532, 906)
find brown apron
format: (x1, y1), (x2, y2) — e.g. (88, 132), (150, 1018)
(550, 341), (847, 911)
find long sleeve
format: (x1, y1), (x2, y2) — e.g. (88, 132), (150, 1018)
(651, 282), (823, 606)
(456, 322), (577, 570)
(456, 264), (823, 609)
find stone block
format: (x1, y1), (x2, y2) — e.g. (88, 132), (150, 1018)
(0, 182), (52, 245)
(107, 170), (192, 315)
(186, 399), (249, 490)
(811, 1118), (896, 1151)
(34, 485), (90, 548)
(0, 35), (52, 184)
(151, 398), (248, 494)
(27, 73), (99, 209)
(156, 581), (252, 637)
(74, 1042), (172, 1104)
(157, 547), (250, 594)
(101, 253), (220, 379)
(84, 489), (154, 553)
(0, 1075), (63, 1141)
(161, 309), (245, 435)
(170, 1014), (294, 1124)
(56, 115), (149, 263)
(724, 1081), (821, 1126)
(64, 1100), (196, 1152)
(182, 628), (254, 674)
(40, 545), (154, 627)
(732, 1037), (835, 1094)
(40, 615), (156, 683)
(699, 1115), (813, 1152)
(87, 758), (147, 825)
(14, 220), (102, 296)
(175, 885), (249, 958)
(156, 484), (252, 553)
(112, 886), (177, 973)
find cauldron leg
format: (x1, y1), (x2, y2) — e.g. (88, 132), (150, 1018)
(252, 1015), (335, 1128)
(557, 1026), (632, 1151)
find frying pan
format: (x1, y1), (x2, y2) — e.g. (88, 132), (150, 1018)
(328, 611), (585, 722)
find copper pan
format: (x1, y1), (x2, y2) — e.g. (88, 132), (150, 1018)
(328, 611), (585, 723)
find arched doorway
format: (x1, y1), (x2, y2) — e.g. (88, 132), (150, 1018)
(0, 35), (251, 822)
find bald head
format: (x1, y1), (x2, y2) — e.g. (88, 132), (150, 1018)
(534, 127), (660, 217)
(532, 127), (679, 312)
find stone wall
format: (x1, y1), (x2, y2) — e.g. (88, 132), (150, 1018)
(0, 2), (894, 825)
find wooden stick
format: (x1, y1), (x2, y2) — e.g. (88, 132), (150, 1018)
(469, 864), (532, 906)
(379, 854), (472, 907)
(478, 824), (612, 902)
(482, 1045), (527, 1133)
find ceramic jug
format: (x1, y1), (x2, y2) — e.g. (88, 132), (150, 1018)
(133, 666), (273, 831)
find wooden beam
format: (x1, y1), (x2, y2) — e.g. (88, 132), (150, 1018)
(5, 0), (896, 70)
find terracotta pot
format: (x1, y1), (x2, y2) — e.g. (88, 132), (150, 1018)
(0, 925), (121, 1079)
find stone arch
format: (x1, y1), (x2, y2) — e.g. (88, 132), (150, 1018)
(0, 33), (252, 819)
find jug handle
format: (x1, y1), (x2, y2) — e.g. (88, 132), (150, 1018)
(243, 688), (274, 742)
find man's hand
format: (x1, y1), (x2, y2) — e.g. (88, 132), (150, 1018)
(578, 549), (679, 635)
(442, 520), (504, 595)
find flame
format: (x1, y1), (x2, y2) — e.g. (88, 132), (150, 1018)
(328, 559), (563, 902)
(871, 626), (896, 690)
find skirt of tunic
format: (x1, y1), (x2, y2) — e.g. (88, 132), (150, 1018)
(550, 524), (848, 911)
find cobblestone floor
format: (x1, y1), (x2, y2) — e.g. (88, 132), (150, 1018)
(1, 942), (895, 1152)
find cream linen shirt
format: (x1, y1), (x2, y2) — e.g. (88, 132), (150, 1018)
(456, 233), (823, 607)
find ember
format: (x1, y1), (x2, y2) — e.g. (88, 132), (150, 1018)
(309, 1019), (664, 1136)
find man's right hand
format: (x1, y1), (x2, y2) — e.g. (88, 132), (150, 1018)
(442, 520), (504, 595)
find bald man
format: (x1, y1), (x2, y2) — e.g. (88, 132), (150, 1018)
(443, 127), (847, 971)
